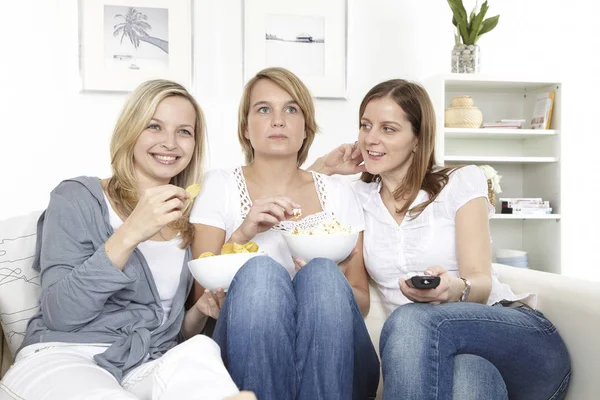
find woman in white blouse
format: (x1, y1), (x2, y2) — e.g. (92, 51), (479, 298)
(189, 67), (379, 399)
(316, 79), (571, 399)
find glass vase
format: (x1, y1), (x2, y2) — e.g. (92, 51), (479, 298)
(451, 44), (480, 73)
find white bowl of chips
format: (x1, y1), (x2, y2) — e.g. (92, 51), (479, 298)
(187, 242), (262, 291)
(188, 253), (262, 291)
(282, 219), (362, 264)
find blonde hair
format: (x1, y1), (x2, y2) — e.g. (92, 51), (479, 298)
(107, 79), (206, 247)
(359, 79), (460, 219)
(238, 67), (318, 167)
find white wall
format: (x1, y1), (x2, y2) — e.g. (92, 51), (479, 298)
(2, 0), (599, 278)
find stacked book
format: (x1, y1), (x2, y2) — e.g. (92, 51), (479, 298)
(500, 198), (552, 215)
(482, 119), (526, 129)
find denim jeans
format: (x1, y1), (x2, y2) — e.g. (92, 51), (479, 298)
(453, 354), (507, 400)
(213, 256), (380, 400)
(380, 302), (571, 400)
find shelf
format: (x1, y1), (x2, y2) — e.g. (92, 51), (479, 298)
(441, 74), (560, 92)
(431, 74), (563, 275)
(444, 128), (558, 140)
(444, 156), (558, 163)
(491, 214), (561, 220)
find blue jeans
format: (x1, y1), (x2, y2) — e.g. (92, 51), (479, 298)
(380, 302), (571, 400)
(453, 354), (508, 399)
(213, 256), (380, 400)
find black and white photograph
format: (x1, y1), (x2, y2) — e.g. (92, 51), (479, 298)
(80, 0), (191, 92)
(104, 6), (169, 71)
(244, 0), (347, 98)
(265, 14), (325, 77)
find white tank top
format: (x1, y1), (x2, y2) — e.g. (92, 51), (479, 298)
(103, 193), (185, 324)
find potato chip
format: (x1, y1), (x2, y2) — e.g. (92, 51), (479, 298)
(219, 241), (260, 255)
(221, 243), (235, 255)
(233, 243), (249, 253)
(243, 242), (259, 253)
(196, 241), (260, 259)
(185, 183), (202, 199)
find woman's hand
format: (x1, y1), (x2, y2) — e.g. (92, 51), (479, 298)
(194, 288), (226, 319)
(121, 184), (190, 245)
(230, 196), (300, 244)
(399, 266), (464, 304)
(312, 143), (365, 176)
(182, 287), (225, 338)
(293, 257), (307, 272)
(106, 184), (190, 270)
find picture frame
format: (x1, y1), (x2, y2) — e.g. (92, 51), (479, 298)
(244, 0), (347, 99)
(79, 0), (192, 92)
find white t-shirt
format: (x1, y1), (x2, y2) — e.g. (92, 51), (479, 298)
(352, 165), (533, 315)
(104, 194), (185, 324)
(190, 167), (365, 277)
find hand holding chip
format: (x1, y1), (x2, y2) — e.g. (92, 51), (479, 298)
(230, 196), (301, 244)
(121, 184), (190, 245)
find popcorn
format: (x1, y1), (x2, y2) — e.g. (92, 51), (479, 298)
(291, 219), (354, 236)
(292, 208), (302, 218)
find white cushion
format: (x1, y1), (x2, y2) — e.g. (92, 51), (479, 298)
(0, 211), (43, 355)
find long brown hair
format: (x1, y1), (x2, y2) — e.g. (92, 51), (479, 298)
(238, 67), (319, 167)
(106, 79), (206, 248)
(359, 79), (460, 218)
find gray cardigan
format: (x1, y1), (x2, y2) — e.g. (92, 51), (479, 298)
(20, 177), (193, 381)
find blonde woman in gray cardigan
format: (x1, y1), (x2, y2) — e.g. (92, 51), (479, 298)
(0, 80), (255, 400)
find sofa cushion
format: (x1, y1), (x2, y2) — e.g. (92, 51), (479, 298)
(0, 211), (42, 356)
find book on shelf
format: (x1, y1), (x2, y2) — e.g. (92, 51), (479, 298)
(482, 124), (522, 129)
(530, 91), (555, 129)
(512, 207), (553, 215)
(500, 198), (552, 214)
(500, 197), (543, 205)
(482, 119), (526, 129)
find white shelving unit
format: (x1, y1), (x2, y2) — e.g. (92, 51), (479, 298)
(424, 74), (562, 274)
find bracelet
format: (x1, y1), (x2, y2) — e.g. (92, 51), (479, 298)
(458, 277), (471, 302)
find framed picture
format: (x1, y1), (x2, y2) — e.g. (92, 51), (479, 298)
(79, 0), (192, 92)
(244, 0), (347, 99)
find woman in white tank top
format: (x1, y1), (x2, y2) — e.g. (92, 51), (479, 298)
(190, 67), (380, 399)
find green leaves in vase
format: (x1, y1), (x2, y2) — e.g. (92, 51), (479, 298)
(448, 0), (500, 45)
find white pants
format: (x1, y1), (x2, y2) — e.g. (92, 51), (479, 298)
(0, 335), (239, 400)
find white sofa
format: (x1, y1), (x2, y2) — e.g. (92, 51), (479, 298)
(363, 264), (600, 400)
(2, 265), (599, 399)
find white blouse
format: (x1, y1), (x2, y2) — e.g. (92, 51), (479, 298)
(353, 165), (533, 315)
(190, 167), (365, 277)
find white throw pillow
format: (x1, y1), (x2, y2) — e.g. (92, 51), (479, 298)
(0, 211), (43, 355)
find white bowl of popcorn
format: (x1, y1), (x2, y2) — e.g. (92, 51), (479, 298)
(282, 219), (362, 264)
